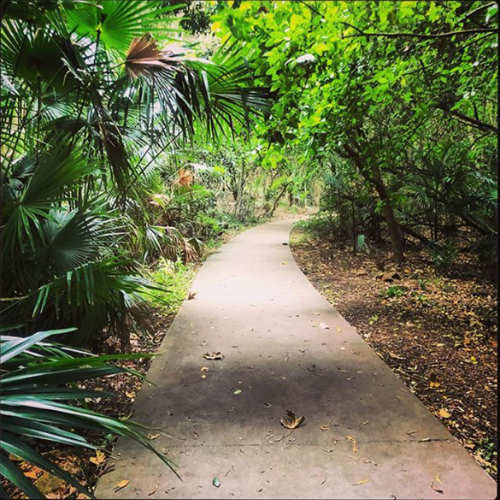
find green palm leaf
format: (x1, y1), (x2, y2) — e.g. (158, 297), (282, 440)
(0, 330), (178, 499)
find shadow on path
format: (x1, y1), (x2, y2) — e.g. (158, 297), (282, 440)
(96, 219), (496, 499)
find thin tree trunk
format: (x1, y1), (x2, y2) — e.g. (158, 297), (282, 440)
(343, 143), (405, 263)
(351, 200), (356, 253)
(268, 182), (290, 217)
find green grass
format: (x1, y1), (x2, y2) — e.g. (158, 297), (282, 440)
(145, 218), (262, 315)
(146, 259), (197, 314)
(380, 285), (408, 298)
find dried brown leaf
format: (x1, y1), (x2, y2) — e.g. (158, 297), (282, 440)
(89, 451), (106, 465)
(347, 435), (358, 453)
(115, 479), (129, 491)
(353, 479), (369, 485)
(280, 410), (305, 429)
(24, 467), (43, 479)
(320, 420), (332, 431)
(431, 474), (444, 494)
(174, 169), (194, 188)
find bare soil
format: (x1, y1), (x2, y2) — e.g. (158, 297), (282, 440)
(290, 225), (497, 480)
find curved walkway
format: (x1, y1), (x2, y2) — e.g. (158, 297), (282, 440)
(96, 219), (496, 499)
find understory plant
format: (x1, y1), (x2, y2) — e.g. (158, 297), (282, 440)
(0, 328), (175, 499)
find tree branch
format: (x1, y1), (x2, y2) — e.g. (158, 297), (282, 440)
(298, 0), (324, 20)
(340, 27), (497, 40)
(435, 103), (498, 134)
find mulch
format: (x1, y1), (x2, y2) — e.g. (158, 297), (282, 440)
(290, 226), (497, 480)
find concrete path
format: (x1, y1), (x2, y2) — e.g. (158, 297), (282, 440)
(96, 219), (496, 499)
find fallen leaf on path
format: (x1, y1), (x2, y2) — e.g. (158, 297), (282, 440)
(280, 410), (305, 429)
(201, 374), (207, 379)
(353, 479), (369, 485)
(282, 262), (287, 265)
(347, 435), (358, 452)
(419, 437), (431, 442)
(204, 352), (224, 360)
(148, 482), (159, 496)
(319, 322), (329, 330)
(439, 409), (451, 419)
(188, 291), (197, 300)
(264, 402), (272, 408)
(431, 474), (444, 494)
(115, 480), (129, 491)
(320, 421), (332, 431)
(89, 451), (106, 465)
(148, 433), (161, 440)
(212, 477), (221, 488)
(234, 390), (242, 395)
(201, 367), (209, 372)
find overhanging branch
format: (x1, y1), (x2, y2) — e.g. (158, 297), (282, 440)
(340, 25), (497, 40)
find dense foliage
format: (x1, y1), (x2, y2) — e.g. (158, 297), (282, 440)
(213, 0), (498, 273)
(0, 329), (175, 499)
(0, 0), (269, 347)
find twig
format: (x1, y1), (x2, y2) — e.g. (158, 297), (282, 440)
(274, 430), (294, 442)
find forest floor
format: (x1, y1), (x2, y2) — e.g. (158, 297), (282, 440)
(289, 222), (498, 480)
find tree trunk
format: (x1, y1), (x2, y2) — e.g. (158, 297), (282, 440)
(268, 182), (290, 218)
(343, 143), (405, 264)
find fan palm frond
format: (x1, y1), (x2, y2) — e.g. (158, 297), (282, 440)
(0, 329), (177, 499)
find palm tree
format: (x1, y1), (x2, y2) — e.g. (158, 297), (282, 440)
(1, 0), (270, 345)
